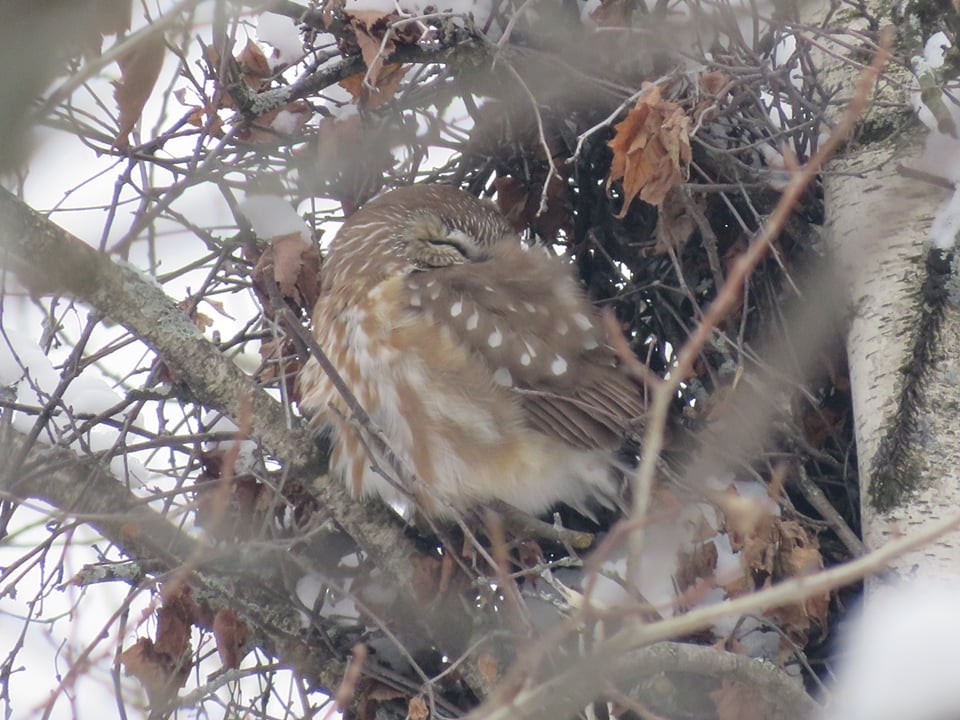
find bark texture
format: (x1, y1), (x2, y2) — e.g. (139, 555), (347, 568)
(827, 117), (960, 578)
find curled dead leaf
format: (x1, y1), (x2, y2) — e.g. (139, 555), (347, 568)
(213, 609), (250, 669)
(344, 11), (395, 87)
(494, 174), (571, 242)
(607, 84), (692, 215)
(120, 638), (190, 708)
(334, 643), (368, 710)
(114, 32), (166, 148)
(654, 187), (698, 254)
(236, 38), (271, 88)
(340, 63), (409, 109)
(695, 70), (733, 126)
(408, 695), (429, 720)
(251, 232), (321, 314)
(121, 584), (200, 708)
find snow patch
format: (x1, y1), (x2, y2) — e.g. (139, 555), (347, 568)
(257, 13), (303, 66)
(824, 579), (960, 720)
(912, 32), (960, 249)
(201, 411), (263, 475)
(239, 195), (311, 246)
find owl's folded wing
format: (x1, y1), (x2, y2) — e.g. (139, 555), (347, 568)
(401, 242), (645, 451)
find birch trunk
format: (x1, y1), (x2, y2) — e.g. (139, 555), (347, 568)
(820, 25), (960, 579)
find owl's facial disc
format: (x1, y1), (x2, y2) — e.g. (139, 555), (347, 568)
(401, 215), (484, 268)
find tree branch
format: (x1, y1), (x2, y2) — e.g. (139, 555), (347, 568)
(0, 429), (347, 693)
(0, 187), (422, 610)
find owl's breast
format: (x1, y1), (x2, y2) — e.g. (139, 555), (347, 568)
(301, 274), (593, 515)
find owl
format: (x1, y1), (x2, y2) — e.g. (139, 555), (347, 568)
(297, 185), (645, 519)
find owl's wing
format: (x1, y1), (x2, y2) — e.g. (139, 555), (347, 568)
(401, 242), (645, 451)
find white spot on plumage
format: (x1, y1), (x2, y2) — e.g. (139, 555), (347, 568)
(573, 313), (593, 330)
(507, 303), (517, 312)
(466, 311), (479, 330)
(430, 285), (441, 300)
(520, 353), (531, 366)
(551, 355), (568, 375)
(493, 367), (513, 386)
(584, 337), (599, 350)
(523, 302), (537, 313)
(556, 320), (569, 335)
(410, 293), (422, 307)
(524, 341), (537, 358)
(488, 328), (503, 348)
(450, 300), (463, 317)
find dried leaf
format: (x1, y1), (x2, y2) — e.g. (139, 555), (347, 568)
(769, 522), (828, 643)
(120, 638), (190, 708)
(213, 609), (250, 669)
(346, 11), (394, 87)
(357, 679), (407, 720)
(155, 606), (192, 658)
(236, 38), (271, 87)
(334, 643), (367, 710)
(121, 584), (197, 707)
(159, 584), (203, 626)
(654, 187), (698, 253)
(194, 474), (270, 540)
(257, 336), (300, 390)
(203, 297), (234, 319)
(114, 32), (166, 148)
(722, 510), (828, 645)
(675, 539), (719, 592)
(176, 299), (213, 332)
(251, 232), (321, 314)
(408, 695), (429, 720)
(694, 70), (733, 129)
(272, 233), (309, 298)
(339, 63), (409, 109)
(607, 85), (692, 215)
(700, 70), (732, 98)
(494, 174), (571, 241)
(81, 0), (133, 60)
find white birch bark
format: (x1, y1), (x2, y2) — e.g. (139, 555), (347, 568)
(821, 39), (960, 579)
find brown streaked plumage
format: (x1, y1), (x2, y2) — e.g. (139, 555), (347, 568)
(297, 185), (645, 518)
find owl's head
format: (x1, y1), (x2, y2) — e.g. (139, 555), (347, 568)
(322, 185), (516, 291)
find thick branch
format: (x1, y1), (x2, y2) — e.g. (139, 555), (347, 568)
(476, 641), (818, 720)
(0, 429), (346, 692)
(0, 188), (420, 598)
